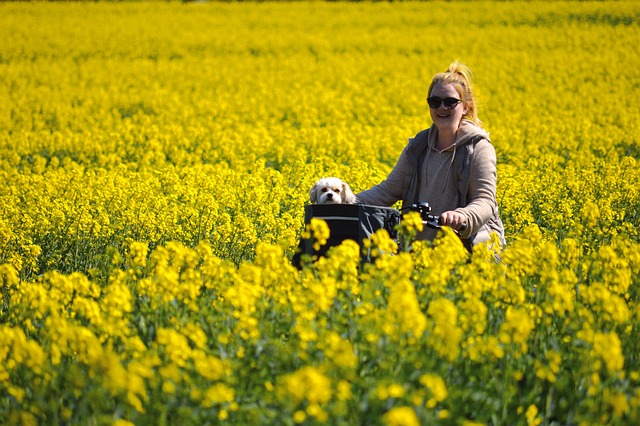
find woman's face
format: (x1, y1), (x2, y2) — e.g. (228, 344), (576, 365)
(428, 82), (468, 132)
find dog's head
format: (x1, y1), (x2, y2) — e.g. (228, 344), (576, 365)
(310, 177), (357, 205)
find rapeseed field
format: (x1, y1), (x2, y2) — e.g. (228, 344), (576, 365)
(1, 1), (639, 425)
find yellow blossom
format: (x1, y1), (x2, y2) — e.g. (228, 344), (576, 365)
(383, 406), (420, 426)
(302, 218), (330, 251)
(419, 374), (448, 408)
(202, 383), (235, 407)
(526, 404), (542, 426)
(591, 332), (625, 374)
(427, 298), (462, 361)
(278, 366), (332, 405)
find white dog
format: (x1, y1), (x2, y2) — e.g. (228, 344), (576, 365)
(309, 177), (357, 204)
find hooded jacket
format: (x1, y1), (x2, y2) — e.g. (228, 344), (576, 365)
(356, 120), (505, 249)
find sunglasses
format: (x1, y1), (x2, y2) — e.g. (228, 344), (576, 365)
(427, 96), (461, 109)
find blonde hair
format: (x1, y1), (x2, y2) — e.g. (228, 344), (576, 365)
(428, 60), (483, 128)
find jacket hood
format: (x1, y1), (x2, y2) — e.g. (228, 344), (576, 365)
(455, 120), (490, 147)
(428, 119), (490, 150)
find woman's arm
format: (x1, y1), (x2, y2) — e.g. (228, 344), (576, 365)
(454, 140), (498, 238)
(356, 145), (411, 207)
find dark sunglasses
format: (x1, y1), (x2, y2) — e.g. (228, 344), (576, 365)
(427, 96), (461, 109)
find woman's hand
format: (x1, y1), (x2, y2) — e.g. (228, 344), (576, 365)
(440, 211), (467, 232)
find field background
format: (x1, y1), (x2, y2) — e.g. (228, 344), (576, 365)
(1, 1), (640, 425)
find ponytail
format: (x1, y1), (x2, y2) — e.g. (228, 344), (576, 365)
(428, 60), (483, 128)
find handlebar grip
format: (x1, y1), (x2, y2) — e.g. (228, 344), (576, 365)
(437, 216), (468, 233)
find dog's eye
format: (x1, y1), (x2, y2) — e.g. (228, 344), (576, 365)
(333, 188), (341, 193)
(321, 188), (328, 193)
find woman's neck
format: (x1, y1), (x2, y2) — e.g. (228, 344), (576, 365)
(435, 129), (456, 151)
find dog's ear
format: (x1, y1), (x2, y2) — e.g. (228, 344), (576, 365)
(342, 182), (357, 204)
(309, 182), (319, 203)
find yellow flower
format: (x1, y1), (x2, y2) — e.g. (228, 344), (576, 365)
(0, 326), (46, 374)
(383, 279), (427, 342)
(202, 383), (235, 407)
(399, 211), (424, 233)
(155, 328), (192, 368)
(419, 374), (448, 408)
(525, 404), (542, 426)
(7, 385), (25, 403)
(7, 412), (38, 426)
(306, 403), (329, 422)
(279, 366), (332, 405)
(183, 323), (208, 350)
(581, 200), (599, 228)
(194, 353), (226, 381)
(591, 332), (624, 374)
(459, 297), (488, 335)
(337, 380), (352, 401)
(604, 388), (629, 418)
(535, 350), (562, 383)
(427, 298), (462, 361)
(320, 331), (357, 369)
(293, 410), (306, 424)
(462, 421), (486, 426)
(383, 406), (420, 426)
(584, 283), (630, 325)
(162, 381), (176, 395)
(498, 307), (535, 356)
(301, 218), (330, 251)
(369, 228), (399, 257)
(127, 241), (149, 268)
(388, 384), (406, 399)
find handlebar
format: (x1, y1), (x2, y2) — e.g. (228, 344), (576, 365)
(404, 202), (467, 233)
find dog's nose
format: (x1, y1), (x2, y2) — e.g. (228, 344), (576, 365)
(327, 193), (333, 199)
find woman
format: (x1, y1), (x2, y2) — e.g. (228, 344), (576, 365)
(356, 61), (505, 250)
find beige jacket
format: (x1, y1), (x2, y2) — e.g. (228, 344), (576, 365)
(357, 120), (505, 248)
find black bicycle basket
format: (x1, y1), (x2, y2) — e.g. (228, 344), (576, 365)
(293, 204), (401, 266)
